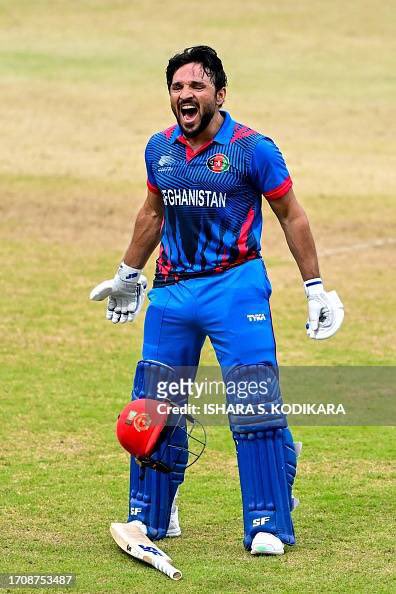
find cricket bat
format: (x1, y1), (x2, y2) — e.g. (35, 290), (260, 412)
(110, 522), (182, 581)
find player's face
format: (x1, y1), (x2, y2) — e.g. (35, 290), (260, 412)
(169, 62), (225, 138)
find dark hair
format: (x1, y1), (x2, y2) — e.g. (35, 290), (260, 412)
(166, 45), (227, 91)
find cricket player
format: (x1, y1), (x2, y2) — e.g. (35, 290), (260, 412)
(91, 46), (343, 555)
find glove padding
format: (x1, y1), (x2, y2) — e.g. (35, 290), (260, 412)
(90, 263), (147, 324)
(305, 279), (344, 340)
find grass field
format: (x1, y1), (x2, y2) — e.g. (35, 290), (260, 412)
(1, 1), (395, 593)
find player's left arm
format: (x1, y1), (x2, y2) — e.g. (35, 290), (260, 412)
(269, 188), (344, 339)
(268, 187), (319, 281)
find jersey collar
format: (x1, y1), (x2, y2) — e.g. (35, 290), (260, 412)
(170, 111), (235, 146)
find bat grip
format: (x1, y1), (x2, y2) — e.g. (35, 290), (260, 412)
(151, 557), (182, 580)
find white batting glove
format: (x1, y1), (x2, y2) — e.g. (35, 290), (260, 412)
(90, 262), (147, 324)
(304, 278), (344, 340)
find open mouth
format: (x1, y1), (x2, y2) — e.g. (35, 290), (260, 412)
(179, 103), (199, 125)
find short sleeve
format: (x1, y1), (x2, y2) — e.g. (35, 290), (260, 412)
(250, 137), (292, 200)
(145, 136), (161, 194)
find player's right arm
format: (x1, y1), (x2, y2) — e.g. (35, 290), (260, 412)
(89, 189), (164, 324)
(123, 189), (164, 269)
(124, 132), (165, 267)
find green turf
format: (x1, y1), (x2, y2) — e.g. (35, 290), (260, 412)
(1, 1), (395, 593)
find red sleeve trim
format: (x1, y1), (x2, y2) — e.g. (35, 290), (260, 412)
(264, 176), (292, 200)
(147, 179), (161, 195)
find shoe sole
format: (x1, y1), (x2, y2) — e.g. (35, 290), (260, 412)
(251, 547), (284, 556)
(165, 529), (181, 538)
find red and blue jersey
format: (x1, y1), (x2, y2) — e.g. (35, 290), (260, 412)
(145, 111), (292, 287)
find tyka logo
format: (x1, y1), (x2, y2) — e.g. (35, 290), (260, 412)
(207, 153), (230, 173)
(247, 313), (266, 322)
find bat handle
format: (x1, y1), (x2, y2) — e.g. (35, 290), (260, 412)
(151, 557), (182, 580)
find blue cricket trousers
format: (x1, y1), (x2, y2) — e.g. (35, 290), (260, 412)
(142, 258), (277, 370)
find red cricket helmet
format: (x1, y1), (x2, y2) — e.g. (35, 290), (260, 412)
(116, 398), (206, 473)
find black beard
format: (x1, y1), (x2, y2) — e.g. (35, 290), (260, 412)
(178, 105), (216, 138)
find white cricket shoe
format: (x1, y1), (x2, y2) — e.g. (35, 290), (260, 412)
(128, 515), (181, 538)
(128, 489), (181, 538)
(251, 532), (284, 556)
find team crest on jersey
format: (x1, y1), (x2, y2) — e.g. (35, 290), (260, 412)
(207, 153), (230, 173)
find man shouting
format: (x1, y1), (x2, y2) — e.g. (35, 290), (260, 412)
(91, 46), (343, 555)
